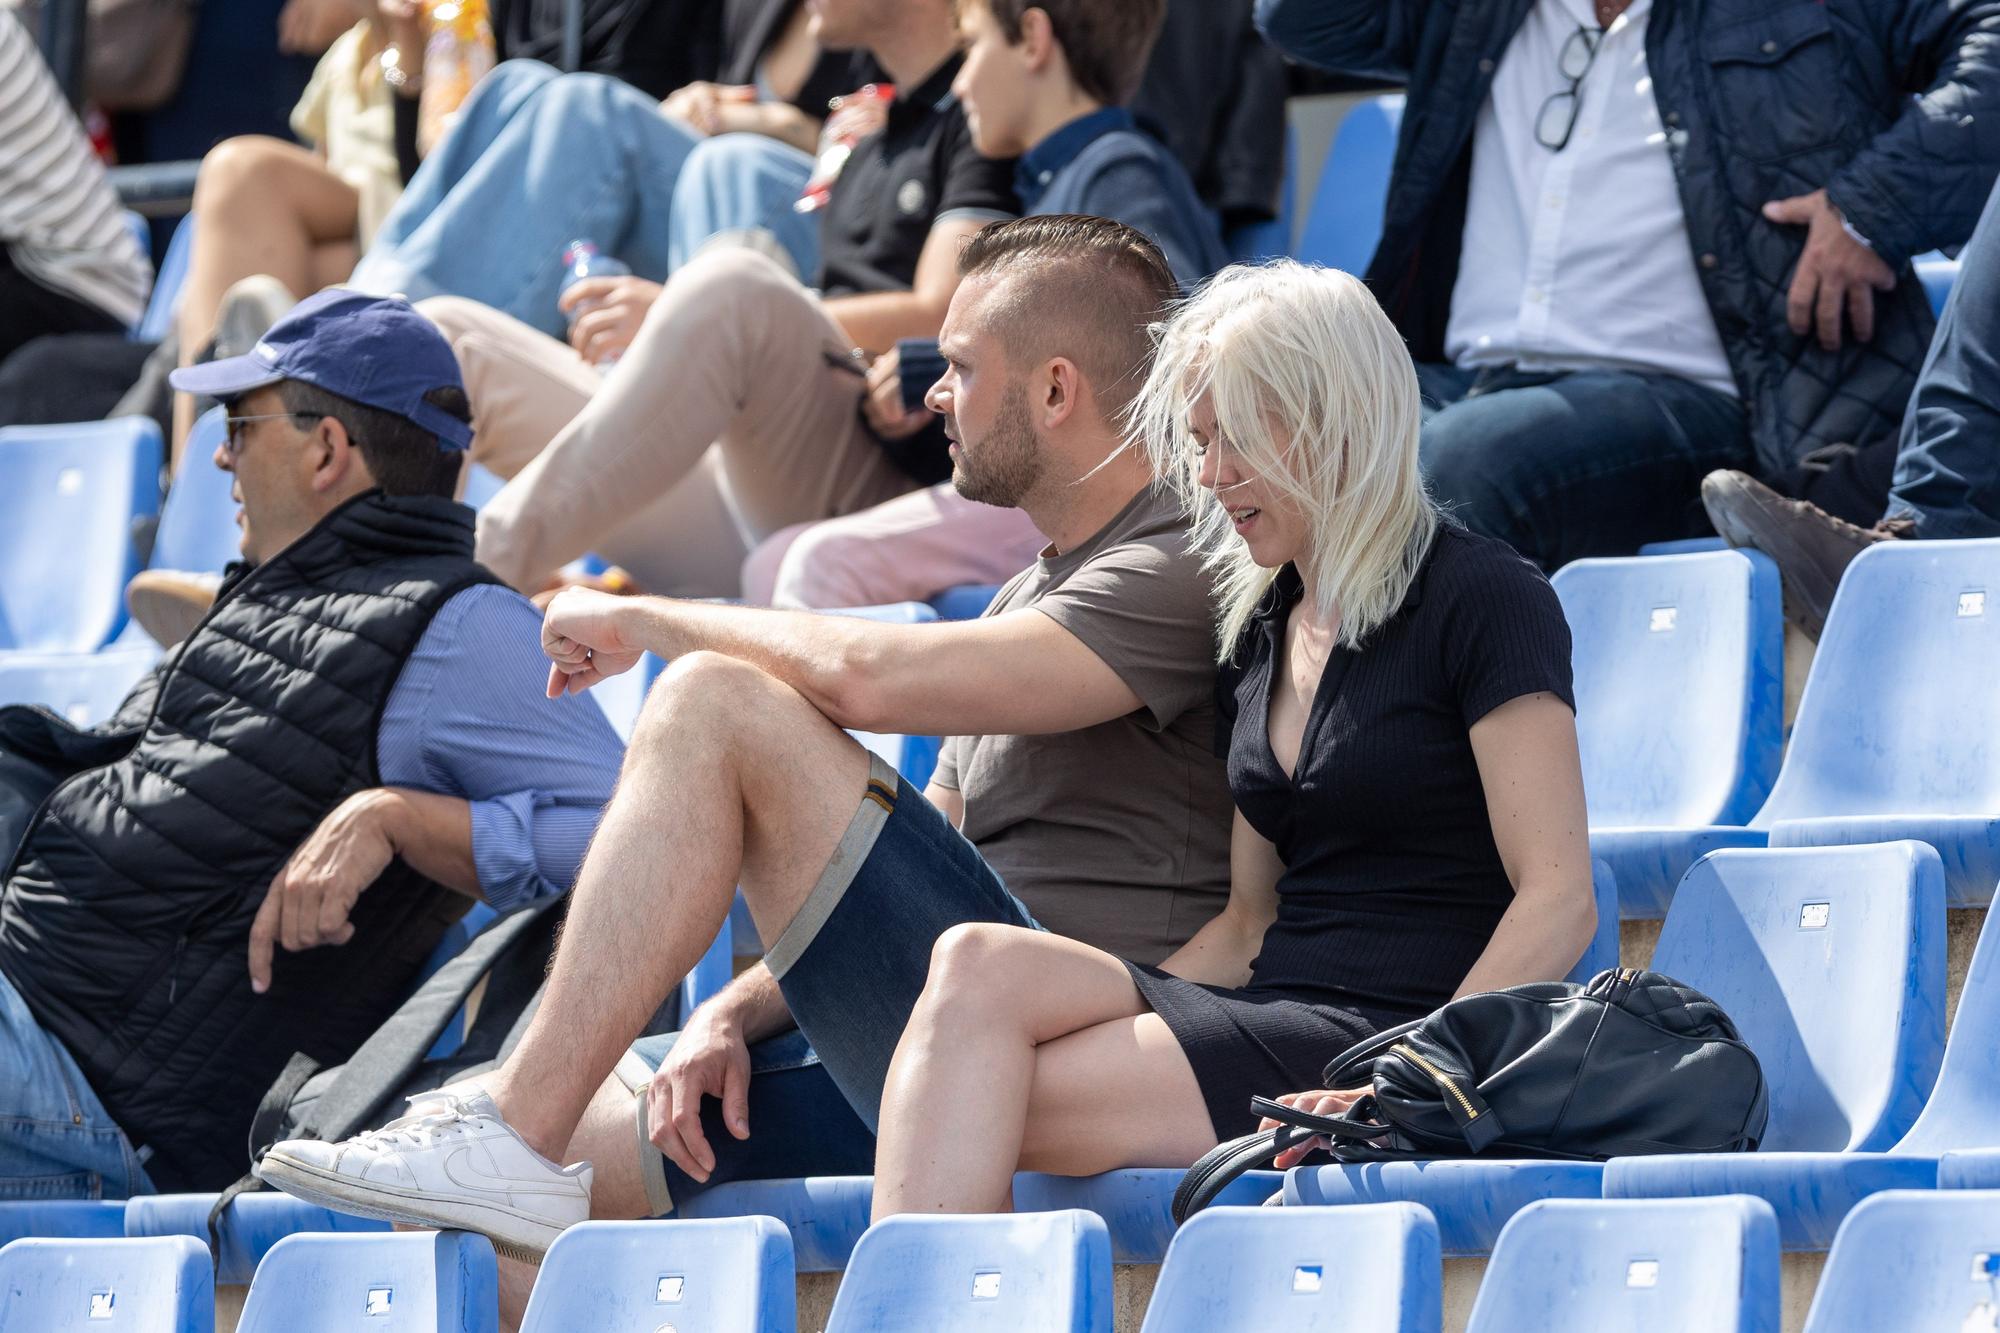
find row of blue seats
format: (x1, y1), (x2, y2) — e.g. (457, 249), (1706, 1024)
(8, 1186), (2000, 1332)
(4, 836), (1993, 1286)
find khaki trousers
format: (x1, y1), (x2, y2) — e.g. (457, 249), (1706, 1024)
(421, 248), (910, 595)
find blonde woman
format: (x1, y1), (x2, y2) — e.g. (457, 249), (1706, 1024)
(868, 261), (1597, 1217)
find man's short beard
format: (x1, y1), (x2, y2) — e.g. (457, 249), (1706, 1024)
(950, 383), (1045, 508)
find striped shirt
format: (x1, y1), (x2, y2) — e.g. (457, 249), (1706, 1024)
(0, 13), (151, 327)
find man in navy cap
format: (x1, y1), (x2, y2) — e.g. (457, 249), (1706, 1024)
(0, 291), (624, 1200)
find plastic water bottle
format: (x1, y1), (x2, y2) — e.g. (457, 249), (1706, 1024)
(417, 0), (495, 156)
(559, 240), (632, 367)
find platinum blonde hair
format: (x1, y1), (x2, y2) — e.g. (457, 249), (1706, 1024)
(1134, 260), (1437, 658)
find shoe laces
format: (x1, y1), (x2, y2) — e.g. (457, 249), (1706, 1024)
(351, 1093), (483, 1152)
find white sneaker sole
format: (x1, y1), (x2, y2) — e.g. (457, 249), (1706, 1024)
(254, 1151), (574, 1263)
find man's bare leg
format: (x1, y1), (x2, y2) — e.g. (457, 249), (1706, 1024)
(470, 649), (869, 1159)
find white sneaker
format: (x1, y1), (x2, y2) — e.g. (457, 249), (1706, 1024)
(255, 1091), (591, 1261)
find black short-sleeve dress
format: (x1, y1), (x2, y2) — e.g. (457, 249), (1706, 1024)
(1126, 523), (1576, 1139)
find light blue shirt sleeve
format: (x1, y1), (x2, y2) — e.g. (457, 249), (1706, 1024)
(376, 583), (625, 913)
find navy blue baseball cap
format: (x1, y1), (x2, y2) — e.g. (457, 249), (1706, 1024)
(169, 289), (472, 450)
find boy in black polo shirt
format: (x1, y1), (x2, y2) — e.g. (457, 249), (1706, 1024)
(418, 0), (1020, 598)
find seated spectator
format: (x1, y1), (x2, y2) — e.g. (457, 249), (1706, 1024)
(254, 219), (1234, 1295)
(0, 292), (622, 1199)
(0, 13), (151, 364)
(743, 0), (1232, 610)
(1256, 0), (2000, 570)
(173, 0), (443, 460)
(349, 0), (885, 338)
(421, 0), (1018, 598)
(868, 261), (1595, 1218)
(1702, 178), (2000, 637)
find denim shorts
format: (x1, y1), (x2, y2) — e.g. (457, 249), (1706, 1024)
(0, 967), (153, 1200)
(617, 753), (1040, 1213)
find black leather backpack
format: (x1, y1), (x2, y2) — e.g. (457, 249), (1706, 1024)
(1174, 968), (1769, 1221)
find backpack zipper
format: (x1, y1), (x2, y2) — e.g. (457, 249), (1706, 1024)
(1394, 1042), (1483, 1122)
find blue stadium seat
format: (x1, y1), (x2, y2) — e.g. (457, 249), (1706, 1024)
(0, 1200), (127, 1246)
(126, 1193), (390, 1285)
(1637, 537), (1730, 555)
(1554, 550), (1783, 917)
(1296, 95), (1405, 275)
(589, 651), (665, 741)
(824, 1210), (1111, 1333)
(237, 1230), (497, 1332)
(1467, 1197), (1779, 1333)
(0, 417), (162, 653)
(0, 1234), (214, 1332)
(1290, 841), (1945, 1254)
(1913, 250), (1960, 318)
(1752, 539), (2000, 907)
(519, 1218), (795, 1332)
(1602, 842), (1949, 1248)
(680, 1177), (874, 1273)
(1139, 1203), (1441, 1333)
(134, 215), (195, 345)
(1012, 1169), (1284, 1264)
(460, 462), (505, 511)
(1801, 1190), (2000, 1332)
(1942, 1149), (2000, 1189)
(928, 583), (1004, 621)
(1569, 859), (1620, 983)
(0, 646), (159, 726)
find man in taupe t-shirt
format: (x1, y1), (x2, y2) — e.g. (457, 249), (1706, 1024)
(255, 217), (1236, 1279)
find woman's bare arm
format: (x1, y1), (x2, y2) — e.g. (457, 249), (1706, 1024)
(1153, 811), (1284, 989)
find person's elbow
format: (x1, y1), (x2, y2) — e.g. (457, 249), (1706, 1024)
(1526, 871), (1599, 976)
(812, 634), (903, 735)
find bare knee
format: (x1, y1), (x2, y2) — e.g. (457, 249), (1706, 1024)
(416, 295), (494, 348)
(668, 245), (796, 309)
(194, 135), (292, 209)
(918, 923), (1040, 1027)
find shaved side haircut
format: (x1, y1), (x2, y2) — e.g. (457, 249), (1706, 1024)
(957, 213), (1182, 426)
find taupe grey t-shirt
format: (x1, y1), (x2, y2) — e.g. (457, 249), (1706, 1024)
(930, 485), (1234, 964)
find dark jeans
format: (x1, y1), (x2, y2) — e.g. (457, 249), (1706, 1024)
(0, 248), (126, 366)
(1415, 363), (1753, 570)
(1886, 180), (2000, 538)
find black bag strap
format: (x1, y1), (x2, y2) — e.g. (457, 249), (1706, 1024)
(1170, 1096), (1390, 1224)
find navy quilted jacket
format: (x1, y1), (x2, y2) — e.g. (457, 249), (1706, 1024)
(1256, 0), (2000, 483)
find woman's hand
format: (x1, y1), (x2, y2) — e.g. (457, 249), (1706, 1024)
(661, 81), (758, 135)
(1260, 1088), (1367, 1169)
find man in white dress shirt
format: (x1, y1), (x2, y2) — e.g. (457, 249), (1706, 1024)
(1257, 0), (2000, 569)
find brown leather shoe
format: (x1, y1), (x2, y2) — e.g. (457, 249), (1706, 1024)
(125, 570), (223, 648)
(1699, 470), (1900, 640)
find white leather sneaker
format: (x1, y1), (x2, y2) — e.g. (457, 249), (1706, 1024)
(255, 1091), (591, 1261)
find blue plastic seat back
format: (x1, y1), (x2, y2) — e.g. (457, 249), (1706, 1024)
(1803, 1190), (2000, 1331)
(1552, 549), (1782, 828)
(1012, 1169), (1284, 1265)
(1651, 843), (1947, 1153)
(125, 1193), (391, 1286)
(1140, 1203), (1441, 1333)
(0, 418), (162, 652)
(134, 215), (195, 345)
(1296, 95), (1405, 274)
(1896, 898), (2000, 1154)
(1757, 539), (2000, 829)
(1913, 250), (1959, 318)
(520, 1218), (796, 1332)
(0, 1235), (214, 1332)
(238, 1231), (497, 1332)
(928, 583), (1005, 622)
(0, 1200), (127, 1247)
(825, 1210), (1112, 1333)
(0, 645), (159, 726)
(460, 462), (506, 511)
(1469, 1196), (1779, 1333)
(148, 412), (241, 577)
(680, 1177), (874, 1274)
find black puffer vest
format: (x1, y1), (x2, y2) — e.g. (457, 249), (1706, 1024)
(0, 492), (497, 1191)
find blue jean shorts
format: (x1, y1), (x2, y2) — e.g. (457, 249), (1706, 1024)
(0, 967), (153, 1200)
(618, 752), (1040, 1213)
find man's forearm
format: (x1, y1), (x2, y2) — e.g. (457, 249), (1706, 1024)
(702, 962), (797, 1044)
(620, 597), (897, 729)
(375, 787), (481, 897)
(824, 291), (951, 357)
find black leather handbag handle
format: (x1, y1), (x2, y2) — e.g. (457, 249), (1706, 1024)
(1170, 1095), (1391, 1224)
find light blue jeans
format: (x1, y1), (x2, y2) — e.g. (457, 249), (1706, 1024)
(0, 967), (152, 1200)
(350, 60), (819, 339)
